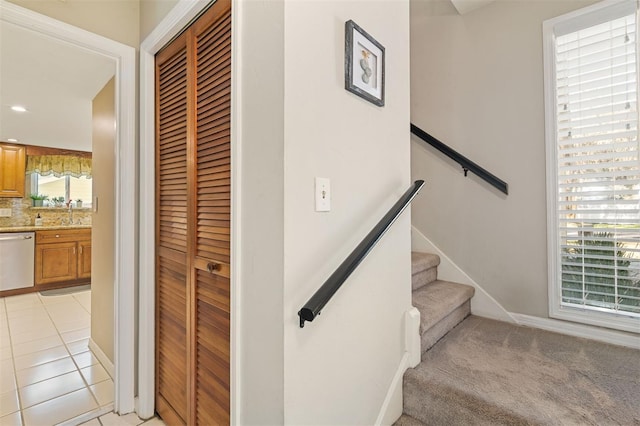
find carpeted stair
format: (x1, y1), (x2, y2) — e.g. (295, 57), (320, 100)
(410, 252), (474, 355)
(398, 252), (640, 426)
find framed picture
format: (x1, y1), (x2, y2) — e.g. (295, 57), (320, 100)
(344, 20), (385, 107)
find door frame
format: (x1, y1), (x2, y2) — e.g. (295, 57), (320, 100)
(138, 0), (241, 420)
(0, 0), (137, 414)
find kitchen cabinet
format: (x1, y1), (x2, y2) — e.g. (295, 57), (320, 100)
(35, 229), (91, 285)
(0, 143), (26, 198)
(77, 240), (92, 279)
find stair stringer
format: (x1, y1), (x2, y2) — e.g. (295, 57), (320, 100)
(374, 308), (421, 426)
(411, 226), (515, 324)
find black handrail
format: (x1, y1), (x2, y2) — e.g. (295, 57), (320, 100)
(298, 180), (425, 328)
(410, 123), (508, 195)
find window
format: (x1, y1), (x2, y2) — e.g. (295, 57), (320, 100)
(544, 0), (640, 332)
(32, 174), (92, 206)
(25, 152), (92, 207)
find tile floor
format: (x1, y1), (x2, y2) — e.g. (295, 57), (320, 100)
(0, 287), (166, 426)
(1, 287), (112, 425)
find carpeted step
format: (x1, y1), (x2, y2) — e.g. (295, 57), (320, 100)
(412, 280), (474, 354)
(411, 252), (440, 290)
(403, 316), (640, 426)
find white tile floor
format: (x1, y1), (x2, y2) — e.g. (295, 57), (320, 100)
(0, 287), (165, 426)
(0, 286), (108, 425)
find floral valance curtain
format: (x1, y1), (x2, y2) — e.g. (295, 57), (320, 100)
(26, 155), (92, 178)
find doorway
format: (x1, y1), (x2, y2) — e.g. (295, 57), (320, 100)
(0, 1), (137, 414)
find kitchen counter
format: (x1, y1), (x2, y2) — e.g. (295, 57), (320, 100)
(0, 225), (92, 233)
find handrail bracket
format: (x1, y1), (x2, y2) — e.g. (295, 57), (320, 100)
(410, 123), (508, 195)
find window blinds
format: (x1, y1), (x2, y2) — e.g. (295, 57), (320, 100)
(555, 11), (640, 316)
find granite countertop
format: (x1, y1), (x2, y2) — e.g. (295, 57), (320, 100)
(0, 225), (92, 233)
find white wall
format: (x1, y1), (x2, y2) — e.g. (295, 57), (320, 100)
(7, 0), (140, 47)
(282, 1), (411, 424)
(410, 0), (597, 317)
(139, 0), (178, 42)
(91, 78), (116, 362)
(236, 0), (285, 424)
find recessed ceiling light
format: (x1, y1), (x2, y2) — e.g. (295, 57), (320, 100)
(10, 105), (27, 112)
(7, 138), (18, 142)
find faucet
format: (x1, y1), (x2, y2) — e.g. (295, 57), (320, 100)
(68, 202), (74, 225)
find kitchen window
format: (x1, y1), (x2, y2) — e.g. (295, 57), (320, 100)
(544, 0), (640, 332)
(31, 174), (92, 207)
(26, 152), (92, 207)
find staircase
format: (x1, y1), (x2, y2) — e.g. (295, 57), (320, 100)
(396, 252), (640, 426)
(396, 251), (474, 424)
(410, 252), (474, 355)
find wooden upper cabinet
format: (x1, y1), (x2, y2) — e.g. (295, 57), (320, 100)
(0, 143), (26, 198)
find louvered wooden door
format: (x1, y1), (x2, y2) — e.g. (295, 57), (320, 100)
(155, 1), (231, 424)
(156, 28), (189, 426)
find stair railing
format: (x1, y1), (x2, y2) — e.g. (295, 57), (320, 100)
(298, 180), (425, 328)
(410, 123), (508, 195)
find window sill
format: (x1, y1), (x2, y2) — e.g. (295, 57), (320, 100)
(550, 305), (640, 334)
(29, 206), (92, 211)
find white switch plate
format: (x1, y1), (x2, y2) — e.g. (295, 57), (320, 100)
(0, 208), (11, 217)
(315, 177), (330, 212)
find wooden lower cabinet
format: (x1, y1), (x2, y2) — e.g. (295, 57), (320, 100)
(35, 229), (91, 285)
(78, 240), (92, 279)
(35, 242), (77, 284)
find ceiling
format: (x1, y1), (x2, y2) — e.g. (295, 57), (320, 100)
(0, 20), (115, 151)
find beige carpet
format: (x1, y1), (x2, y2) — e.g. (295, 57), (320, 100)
(402, 316), (640, 425)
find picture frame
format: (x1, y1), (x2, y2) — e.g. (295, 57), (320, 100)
(344, 20), (385, 107)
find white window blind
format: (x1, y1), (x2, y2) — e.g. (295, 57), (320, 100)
(554, 9), (640, 318)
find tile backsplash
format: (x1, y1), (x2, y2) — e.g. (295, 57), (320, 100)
(0, 198), (92, 227)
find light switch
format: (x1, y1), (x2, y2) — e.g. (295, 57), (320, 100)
(0, 208), (11, 217)
(315, 177), (330, 212)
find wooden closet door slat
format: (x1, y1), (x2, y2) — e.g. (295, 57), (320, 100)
(156, 0), (232, 424)
(192, 1), (232, 424)
(156, 31), (189, 426)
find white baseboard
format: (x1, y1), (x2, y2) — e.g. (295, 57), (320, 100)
(375, 352), (409, 426)
(511, 313), (640, 349)
(411, 226), (515, 323)
(89, 338), (115, 379)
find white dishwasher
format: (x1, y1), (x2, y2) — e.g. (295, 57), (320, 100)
(0, 232), (35, 291)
